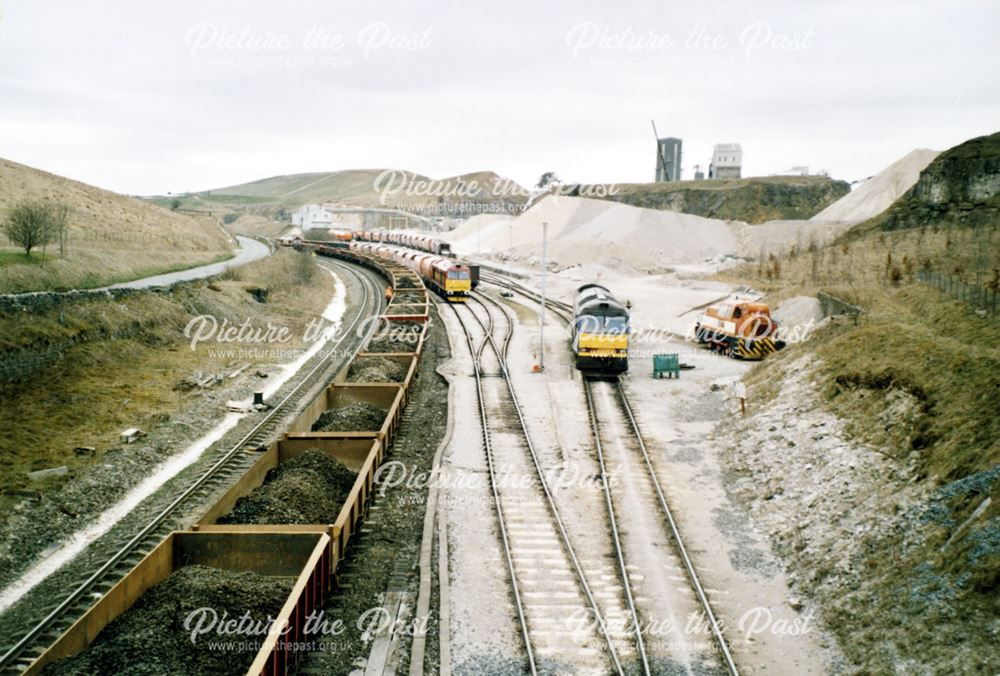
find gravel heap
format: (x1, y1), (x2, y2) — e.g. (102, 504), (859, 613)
(774, 295), (824, 331)
(347, 357), (407, 383)
(311, 402), (387, 432)
(45, 565), (293, 675)
(365, 321), (423, 353)
(448, 194), (738, 272)
(219, 448), (357, 525)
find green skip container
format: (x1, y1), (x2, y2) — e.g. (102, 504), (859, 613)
(653, 353), (680, 379)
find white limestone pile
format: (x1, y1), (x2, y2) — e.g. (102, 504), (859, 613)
(811, 149), (939, 222)
(448, 195), (740, 272)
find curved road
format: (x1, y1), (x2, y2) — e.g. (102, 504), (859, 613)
(0, 235), (272, 299)
(101, 235), (271, 290)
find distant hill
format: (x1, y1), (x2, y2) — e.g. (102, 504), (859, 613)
(577, 175), (850, 224)
(206, 169), (396, 204)
(0, 158), (232, 293)
(185, 169), (529, 219)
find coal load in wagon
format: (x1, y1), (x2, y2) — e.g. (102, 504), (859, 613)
(393, 291), (424, 304)
(347, 356), (408, 383)
(365, 321), (423, 353)
(385, 304), (425, 316)
(218, 448), (358, 525)
(396, 276), (420, 289)
(44, 565), (293, 676)
(311, 402), (387, 432)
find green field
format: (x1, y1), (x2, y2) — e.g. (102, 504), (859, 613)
(0, 251), (56, 267)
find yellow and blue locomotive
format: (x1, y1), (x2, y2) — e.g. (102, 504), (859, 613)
(572, 283), (630, 373)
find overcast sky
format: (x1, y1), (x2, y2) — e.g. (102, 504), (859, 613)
(1, 0), (997, 195)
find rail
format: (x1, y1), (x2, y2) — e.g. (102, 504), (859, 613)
(445, 300), (536, 673)
(614, 383), (740, 675)
(449, 293), (627, 674)
(481, 271), (740, 674)
(0, 260), (384, 672)
(582, 380), (651, 675)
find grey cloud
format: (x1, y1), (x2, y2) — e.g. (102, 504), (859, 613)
(0, 0), (996, 194)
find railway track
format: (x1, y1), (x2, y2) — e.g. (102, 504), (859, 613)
(480, 273), (740, 675)
(448, 294), (630, 675)
(0, 260), (384, 673)
(585, 379), (739, 674)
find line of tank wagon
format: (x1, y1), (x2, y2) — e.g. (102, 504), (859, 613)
(282, 230), (784, 373)
(284, 230), (476, 302)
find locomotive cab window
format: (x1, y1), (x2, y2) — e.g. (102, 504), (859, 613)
(605, 316), (629, 332)
(576, 315), (601, 333)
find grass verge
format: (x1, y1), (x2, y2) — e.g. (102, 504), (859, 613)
(0, 249), (334, 506)
(717, 222), (999, 672)
(0, 252), (57, 267)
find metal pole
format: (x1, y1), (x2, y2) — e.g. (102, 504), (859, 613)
(540, 221), (548, 372)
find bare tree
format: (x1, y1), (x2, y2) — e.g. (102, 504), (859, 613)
(3, 201), (63, 257)
(51, 203), (69, 258)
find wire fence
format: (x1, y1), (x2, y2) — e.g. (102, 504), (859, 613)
(917, 270), (999, 316)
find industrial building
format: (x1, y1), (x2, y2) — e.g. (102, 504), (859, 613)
(654, 137), (683, 182)
(292, 204), (337, 229)
(709, 143), (743, 179)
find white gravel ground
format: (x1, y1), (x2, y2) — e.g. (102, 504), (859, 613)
(719, 356), (931, 673)
(499, 294), (635, 670)
(442, 262), (844, 674)
(437, 304), (522, 672)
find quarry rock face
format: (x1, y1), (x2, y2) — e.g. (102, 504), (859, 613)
(883, 132), (1000, 229)
(599, 176), (851, 223)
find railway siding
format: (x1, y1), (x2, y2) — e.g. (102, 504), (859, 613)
(6, 247), (434, 675)
(447, 295), (629, 675)
(488, 276), (740, 674)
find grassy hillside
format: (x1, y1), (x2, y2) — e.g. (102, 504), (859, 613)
(580, 175), (850, 223)
(717, 218), (999, 671)
(205, 169), (395, 204)
(0, 249), (332, 499)
(0, 158), (233, 293)
(157, 169), (530, 220)
(0, 249), (336, 588)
